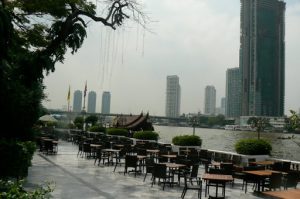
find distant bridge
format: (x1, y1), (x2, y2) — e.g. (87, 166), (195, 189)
(48, 109), (187, 124)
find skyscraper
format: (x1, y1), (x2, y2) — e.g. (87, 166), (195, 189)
(87, 91), (96, 113)
(240, 0), (285, 116)
(226, 68), (241, 118)
(101, 91), (111, 114)
(221, 97), (226, 115)
(204, 85), (216, 115)
(73, 90), (82, 112)
(165, 75), (181, 118)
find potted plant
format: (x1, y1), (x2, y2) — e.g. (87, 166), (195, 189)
(235, 138), (272, 164)
(171, 135), (202, 152)
(133, 131), (159, 141)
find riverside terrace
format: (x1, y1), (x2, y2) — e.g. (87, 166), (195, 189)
(25, 139), (300, 199)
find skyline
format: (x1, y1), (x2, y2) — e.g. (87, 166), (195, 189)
(43, 0), (300, 116)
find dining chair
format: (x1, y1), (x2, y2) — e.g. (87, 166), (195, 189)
(181, 172), (202, 199)
(124, 155), (139, 177)
(151, 163), (173, 190)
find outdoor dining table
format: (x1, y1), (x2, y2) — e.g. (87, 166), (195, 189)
(202, 173), (233, 199)
(252, 160), (274, 169)
(262, 188), (300, 199)
(160, 162), (187, 185)
(102, 149), (120, 165)
(146, 149), (160, 155)
(243, 170), (287, 192)
(161, 154), (177, 162)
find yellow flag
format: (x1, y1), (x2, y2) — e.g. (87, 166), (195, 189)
(67, 86), (70, 102)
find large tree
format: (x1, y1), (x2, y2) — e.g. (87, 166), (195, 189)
(0, 0), (146, 140)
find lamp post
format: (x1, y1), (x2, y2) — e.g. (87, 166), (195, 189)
(192, 117), (197, 136)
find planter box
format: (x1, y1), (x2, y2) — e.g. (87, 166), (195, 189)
(171, 144), (201, 154)
(130, 138), (157, 145)
(239, 154), (270, 166)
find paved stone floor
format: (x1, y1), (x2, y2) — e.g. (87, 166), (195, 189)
(24, 141), (279, 199)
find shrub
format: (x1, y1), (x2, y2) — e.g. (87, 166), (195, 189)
(0, 140), (36, 179)
(133, 131), (159, 141)
(172, 135), (202, 146)
(89, 125), (106, 133)
(106, 128), (128, 137)
(235, 139), (272, 155)
(0, 180), (54, 199)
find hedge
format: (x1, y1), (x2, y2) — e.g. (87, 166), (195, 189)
(172, 135), (202, 146)
(106, 128), (128, 137)
(89, 125), (106, 133)
(133, 131), (159, 141)
(0, 140), (36, 179)
(235, 139), (272, 155)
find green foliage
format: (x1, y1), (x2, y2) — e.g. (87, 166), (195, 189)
(133, 131), (159, 141)
(247, 117), (270, 139)
(285, 110), (300, 132)
(235, 139), (272, 155)
(0, 180), (54, 199)
(106, 128), (128, 137)
(89, 125), (106, 133)
(85, 115), (98, 126)
(74, 116), (84, 130)
(172, 135), (202, 146)
(0, 0), (145, 140)
(0, 140), (36, 179)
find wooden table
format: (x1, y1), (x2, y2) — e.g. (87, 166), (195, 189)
(146, 149), (160, 155)
(202, 173), (233, 199)
(161, 154), (177, 162)
(262, 189), (300, 199)
(162, 162), (186, 169)
(243, 170), (287, 192)
(253, 160), (274, 169)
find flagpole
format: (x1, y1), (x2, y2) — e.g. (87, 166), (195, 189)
(67, 85), (71, 112)
(83, 81), (87, 112)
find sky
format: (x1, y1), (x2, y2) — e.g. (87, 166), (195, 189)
(43, 0), (300, 117)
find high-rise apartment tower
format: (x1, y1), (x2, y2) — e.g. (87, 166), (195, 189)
(204, 85), (216, 115)
(226, 68), (241, 118)
(87, 91), (96, 113)
(240, 0), (285, 116)
(165, 75), (181, 118)
(73, 90), (82, 112)
(101, 91), (111, 114)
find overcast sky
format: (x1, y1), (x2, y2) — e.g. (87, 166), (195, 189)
(43, 0), (300, 116)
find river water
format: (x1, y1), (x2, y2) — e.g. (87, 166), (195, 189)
(154, 125), (300, 161)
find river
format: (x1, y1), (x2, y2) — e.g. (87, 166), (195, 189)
(153, 125), (300, 161)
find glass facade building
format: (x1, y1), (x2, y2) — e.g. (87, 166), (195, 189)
(73, 90), (82, 112)
(165, 75), (181, 118)
(87, 91), (96, 113)
(226, 68), (241, 118)
(240, 0), (285, 116)
(204, 85), (216, 115)
(101, 91), (111, 114)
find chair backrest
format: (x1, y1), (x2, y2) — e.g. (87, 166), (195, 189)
(190, 164), (199, 178)
(231, 155), (242, 165)
(220, 163), (234, 175)
(243, 166), (260, 171)
(152, 163), (167, 178)
(125, 155), (138, 167)
(199, 149), (208, 159)
(272, 162), (283, 171)
(208, 168), (226, 174)
(269, 172), (283, 189)
(285, 171), (299, 188)
(248, 158), (256, 166)
(145, 157), (155, 173)
(282, 161), (291, 172)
